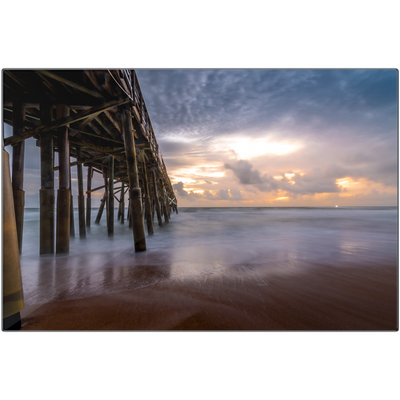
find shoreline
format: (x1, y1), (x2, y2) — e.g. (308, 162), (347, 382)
(20, 260), (397, 331)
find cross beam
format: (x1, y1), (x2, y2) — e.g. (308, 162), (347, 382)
(4, 97), (129, 147)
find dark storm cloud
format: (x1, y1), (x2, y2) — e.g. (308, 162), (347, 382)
(135, 69), (397, 140)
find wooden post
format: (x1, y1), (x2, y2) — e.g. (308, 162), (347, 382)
(152, 170), (163, 227)
(95, 192), (106, 224)
(76, 146), (86, 239)
(122, 104), (146, 251)
(103, 169), (109, 229)
(127, 198), (132, 228)
(86, 167), (92, 228)
(160, 179), (169, 223)
(142, 162), (154, 235)
(69, 170), (75, 238)
(3, 148), (24, 328)
(39, 101), (54, 254)
(11, 99), (25, 254)
(56, 104), (70, 254)
(117, 201), (121, 221)
(120, 183), (125, 224)
(108, 156), (114, 236)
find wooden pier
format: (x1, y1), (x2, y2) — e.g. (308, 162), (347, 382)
(3, 69), (177, 255)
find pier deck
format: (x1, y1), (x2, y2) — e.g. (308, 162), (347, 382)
(3, 69), (177, 255)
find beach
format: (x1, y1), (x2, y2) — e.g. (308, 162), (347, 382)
(18, 207), (397, 330)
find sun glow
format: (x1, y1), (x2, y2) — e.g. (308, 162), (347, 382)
(172, 165), (224, 182)
(285, 173), (295, 179)
(216, 137), (302, 159)
(336, 177), (359, 188)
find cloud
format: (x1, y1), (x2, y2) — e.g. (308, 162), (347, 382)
(174, 181), (244, 202)
(224, 160), (279, 192)
(136, 69), (397, 142)
(225, 159), (342, 195)
(173, 181), (188, 197)
(216, 188), (230, 200)
(224, 160), (264, 185)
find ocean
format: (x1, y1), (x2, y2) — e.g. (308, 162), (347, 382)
(19, 206), (397, 312)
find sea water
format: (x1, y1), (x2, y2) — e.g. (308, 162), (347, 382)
(18, 207), (397, 307)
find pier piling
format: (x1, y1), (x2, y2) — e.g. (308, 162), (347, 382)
(122, 104), (146, 251)
(56, 104), (71, 254)
(77, 146), (86, 238)
(12, 98), (25, 254)
(39, 101), (55, 254)
(86, 167), (92, 228)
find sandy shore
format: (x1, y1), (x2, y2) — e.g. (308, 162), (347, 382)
(21, 260), (397, 331)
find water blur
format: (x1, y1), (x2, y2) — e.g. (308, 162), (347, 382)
(20, 207), (397, 310)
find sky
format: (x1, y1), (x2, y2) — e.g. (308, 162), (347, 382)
(136, 69), (398, 207)
(3, 69), (398, 207)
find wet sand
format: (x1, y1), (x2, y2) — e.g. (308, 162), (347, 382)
(21, 260), (397, 330)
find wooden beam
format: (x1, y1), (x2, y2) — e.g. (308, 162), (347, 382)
(68, 136), (125, 160)
(104, 110), (121, 134)
(4, 97), (129, 147)
(78, 112), (101, 128)
(54, 148), (125, 170)
(94, 114), (119, 140)
(71, 128), (124, 144)
(37, 71), (104, 99)
(86, 120), (103, 136)
(87, 183), (122, 194)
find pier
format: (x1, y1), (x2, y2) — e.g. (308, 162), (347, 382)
(3, 70), (177, 255)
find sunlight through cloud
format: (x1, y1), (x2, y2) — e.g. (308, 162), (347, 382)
(215, 137), (302, 159)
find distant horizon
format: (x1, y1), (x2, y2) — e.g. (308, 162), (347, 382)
(23, 205), (397, 209)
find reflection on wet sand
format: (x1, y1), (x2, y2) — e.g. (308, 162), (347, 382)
(19, 207), (397, 330)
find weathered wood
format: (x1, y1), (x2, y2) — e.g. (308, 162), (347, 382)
(94, 114), (119, 140)
(160, 179), (169, 223)
(120, 183), (125, 224)
(55, 148), (125, 171)
(152, 170), (163, 227)
(104, 110), (121, 134)
(108, 156), (114, 236)
(95, 193), (106, 224)
(68, 137), (125, 160)
(142, 162), (154, 235)
(122, 104), (146, 251)
(86, 167), (92, 228)
(78, 112), (101, 128)
(69, 171), (75, 238)
(2, 148), (24, 322)
(37, 71), (104, 99)
(56, 104), (70, 254)
(4, 97), (129, 147)
(76, 146), (86, 239)
(5, 70), (177, 256)
(39, 101), (54, 254)
(104, 170), (109, 229)
(12, 99), (25, 254)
